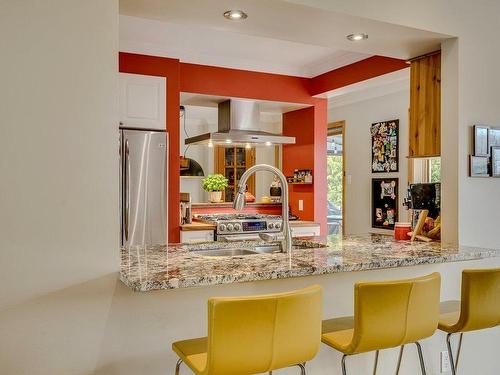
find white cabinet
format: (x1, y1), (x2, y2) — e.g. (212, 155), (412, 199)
(119, 73), (166, 130)
(291, 224), (321, 237)
(180, 230), (215, 244)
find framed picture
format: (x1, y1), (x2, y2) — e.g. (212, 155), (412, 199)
(491, 147), (500, 177)
(473, 125), (490, 156)
(469, 155), (489, 177)
(372, 178), (398, 230)
(488, 128), (500, 149)
(371, 119), (399, 173)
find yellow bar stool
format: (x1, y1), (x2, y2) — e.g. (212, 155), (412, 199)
(321, 273), (441, 375)
(172, 285), (322, 375)
(439, 268), (500, 375)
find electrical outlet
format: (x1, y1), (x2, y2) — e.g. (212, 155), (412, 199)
(441, 351), (451, 373)
(347, 174), (352, 185)
(298, 200), (304, 211)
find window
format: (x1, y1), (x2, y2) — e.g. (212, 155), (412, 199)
(327, 122), (344, 235)
(409, 157), (441, 183)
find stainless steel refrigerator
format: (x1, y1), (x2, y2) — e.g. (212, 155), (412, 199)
(120, 127), (168, 247)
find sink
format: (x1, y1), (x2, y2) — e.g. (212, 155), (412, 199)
(190, 244), (283, 257)
(188, 241), (324, 258)
(252, 244), (282, 254)
(192, 248), (259, 257)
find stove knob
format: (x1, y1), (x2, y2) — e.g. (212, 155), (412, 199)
(227, 223), (234, 232)
(275, 222), (281, 230)
(268, 223), (274, 229)
(219, 224), (226, 232)
(234, 223), (241, 231)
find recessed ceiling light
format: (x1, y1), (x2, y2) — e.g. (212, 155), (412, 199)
(223, 10), (248, 20)
(347, 33), (368, 42)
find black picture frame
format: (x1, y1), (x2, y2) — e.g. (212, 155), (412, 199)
(371, 119), (399, 173)
(469, 155), (489, 177)
(474, 125), (490, 156)
(372, 178), (399, 230)
(491, 146), (500, 177)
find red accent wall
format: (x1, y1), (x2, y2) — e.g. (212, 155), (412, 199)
(119, 52), (181, 242)
(310, 56), (408, 96)
(180, 63), (313, 104)
(282, 104), (327, 233)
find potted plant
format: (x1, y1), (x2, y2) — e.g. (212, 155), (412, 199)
(202, 174), (229, 203)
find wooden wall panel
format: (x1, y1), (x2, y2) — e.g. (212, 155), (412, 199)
(409, 52), (441, 157)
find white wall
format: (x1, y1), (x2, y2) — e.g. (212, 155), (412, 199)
(329, 89), (410, 235)
(0, 0), (120, 373)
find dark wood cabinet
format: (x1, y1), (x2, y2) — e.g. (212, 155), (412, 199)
(215, 146), (256, 202)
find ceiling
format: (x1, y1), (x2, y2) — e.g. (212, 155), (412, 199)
(120, 0), (451, 78)
(120, 15), (370, 78)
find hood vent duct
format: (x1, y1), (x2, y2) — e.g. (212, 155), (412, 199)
(184, 99), (295, 146)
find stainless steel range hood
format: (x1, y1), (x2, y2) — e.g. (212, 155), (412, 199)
(185, 99), (295, 146)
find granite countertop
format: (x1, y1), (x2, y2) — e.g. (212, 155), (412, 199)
(120, 234), (500, 292)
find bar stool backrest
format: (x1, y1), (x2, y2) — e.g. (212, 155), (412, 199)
(205, 285), (322, 375)
(349, 272), (441, 354)
(458, 268), (500, 332)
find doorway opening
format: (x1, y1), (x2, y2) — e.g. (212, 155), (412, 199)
(327, 121), (345, 235)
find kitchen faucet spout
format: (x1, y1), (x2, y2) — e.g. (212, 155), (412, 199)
(233, 164), (292, 253)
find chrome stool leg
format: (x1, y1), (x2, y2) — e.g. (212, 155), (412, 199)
(446, 333), (461, 375)
(297, 362), (306, 375)
(341, 354), (348, 375)
(373, 350), (379, 375)
(175, 359), (183, 375)
(395, 345), (405, 375)
(415, 342), (427, 375)
(455, 333), (464, 372)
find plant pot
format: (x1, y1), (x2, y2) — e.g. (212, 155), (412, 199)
(209, 191), (223, 203)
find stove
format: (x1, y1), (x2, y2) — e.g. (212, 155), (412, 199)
(196, 213), (282, 241)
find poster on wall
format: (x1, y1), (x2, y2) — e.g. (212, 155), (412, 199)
(372, 178), (399, 230)
(371, 119), (399, 173)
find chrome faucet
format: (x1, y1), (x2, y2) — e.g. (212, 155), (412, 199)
(233, 164), (292, 253)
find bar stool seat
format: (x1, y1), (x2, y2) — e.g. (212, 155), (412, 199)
(172, 337), (208, 374)
(438, 300), (461, 332)
(321, 317), (354, 353)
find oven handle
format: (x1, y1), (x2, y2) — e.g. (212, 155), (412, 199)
(217, 234), (261, 242)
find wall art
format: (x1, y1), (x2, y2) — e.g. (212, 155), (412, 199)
(372, 178), (399, 230)
(371, 119), (399, 173)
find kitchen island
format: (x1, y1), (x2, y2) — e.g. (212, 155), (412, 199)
(120, 234), (500, 292)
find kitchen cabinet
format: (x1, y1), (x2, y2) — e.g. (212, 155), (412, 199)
(119, 73), (166, 130)
(180, 230), (214, 244)
(409, 52), (441, 157)
(215, 146), (256, 202)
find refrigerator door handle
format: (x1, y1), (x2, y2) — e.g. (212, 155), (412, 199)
(124, 138), (130, 242)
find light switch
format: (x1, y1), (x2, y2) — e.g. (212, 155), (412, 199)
(298, 200), (304, 211)
(347, 175), (352, 185)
